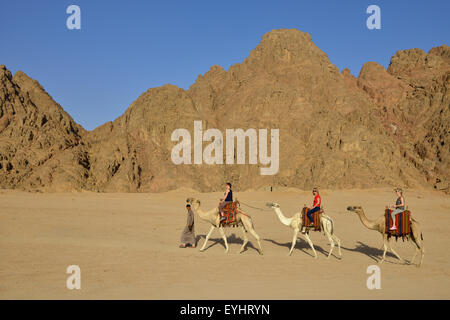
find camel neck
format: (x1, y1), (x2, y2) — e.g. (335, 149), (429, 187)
(195, 207), (208, 220)
(274, 207), (292, 226)
(356, 210), (378, 230)
(194, 206), (216, 224)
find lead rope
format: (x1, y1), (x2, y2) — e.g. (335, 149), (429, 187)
(238, 201), (272, 212)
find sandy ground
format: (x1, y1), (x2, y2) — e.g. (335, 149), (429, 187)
(0, 188), (449, 300)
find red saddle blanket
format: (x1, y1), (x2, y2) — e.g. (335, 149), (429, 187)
(221, 202), (238, 225)
(302, 207), (322, 231)
(385, 209), (411, 236)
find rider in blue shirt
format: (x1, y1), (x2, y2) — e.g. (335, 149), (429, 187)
(218, 183), (233, 222)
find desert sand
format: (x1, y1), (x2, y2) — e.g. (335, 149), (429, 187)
(0, 188), (449, 300)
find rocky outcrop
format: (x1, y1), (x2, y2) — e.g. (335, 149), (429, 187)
(0, 65), (91, 191)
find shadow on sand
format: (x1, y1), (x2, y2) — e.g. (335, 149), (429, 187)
(196, 233), (259, 253)
(341, 241), (406, 264)
(263, 238), (335, 258)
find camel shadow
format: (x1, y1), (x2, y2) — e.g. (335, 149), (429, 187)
(197, 233), (259, 253)
(342, 241), (401, 263)
(263, 238), (330, 258)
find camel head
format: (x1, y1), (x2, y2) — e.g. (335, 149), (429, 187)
(186, 197), (201, 210)
(347, 206), (363, 214)
(266, 202), (280, 208)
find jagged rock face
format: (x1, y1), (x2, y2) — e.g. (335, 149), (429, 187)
(0, 30), (448, 192)
(0, 65), (90, 191)
(389, 46), (449, 187)
(86, 85), (204, 192)
(357, 45), (450, 188)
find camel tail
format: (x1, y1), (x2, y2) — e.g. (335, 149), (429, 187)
(248, 216), (255, 230)
(321, 213), (334, 235)
(411, 217), (423, 241)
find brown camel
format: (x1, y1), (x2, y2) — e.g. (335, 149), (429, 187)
(347, 206), (424, 267)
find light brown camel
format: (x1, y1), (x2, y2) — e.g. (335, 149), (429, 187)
(347, 206), (424, 267)
(266, 202), (342, 258)
(186, 198), (263, 255)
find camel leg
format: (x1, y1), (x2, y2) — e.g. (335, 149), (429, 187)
(241, 216), (263, 255)
(410, 244), (418, 265)
(200, 225), (215, 252)
(410, 224), (424, 268)
(302, 232), (318, 258)
(413, 241), (425, 268)
(324, 231), (335, 259)
(379, 235), (388, 264)
(333, 234), (342, 258)
(322, 217), (341, 259)
(239, 225), (249, 254)
(247, 227), (263, 255)
(288, 228), (299, 256)
(417, 245), (425, 268)
(388, 238), (404, 263)
(218, 227), (229, 253)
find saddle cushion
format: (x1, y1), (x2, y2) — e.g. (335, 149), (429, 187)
(385, 209), (411, 236)
(302, 208), (322, 231)
(222, 202), (238, 225)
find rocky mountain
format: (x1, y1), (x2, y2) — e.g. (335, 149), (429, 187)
(0, 29), (448, 192)
(0, 65), (92, 191)
(357, 45), (449, 191)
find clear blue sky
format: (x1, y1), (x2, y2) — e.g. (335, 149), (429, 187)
(1, 0), (448, 130)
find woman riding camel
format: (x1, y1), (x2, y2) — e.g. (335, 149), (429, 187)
(306, 187), (321, 226)
(388, 187), (405, 231)
(218, 183), (233, 222)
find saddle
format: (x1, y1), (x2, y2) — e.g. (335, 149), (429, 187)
(220, 201), (240, 227)
(385, 209), (412, 240)
(301, 207), (322, 232)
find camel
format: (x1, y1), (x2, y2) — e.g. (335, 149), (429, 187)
(186, 198), (263, 255)
(266, 202), (342, 258)
(346, 206), (424, 267)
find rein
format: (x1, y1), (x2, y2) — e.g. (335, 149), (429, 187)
(238, 201), (271, 212)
